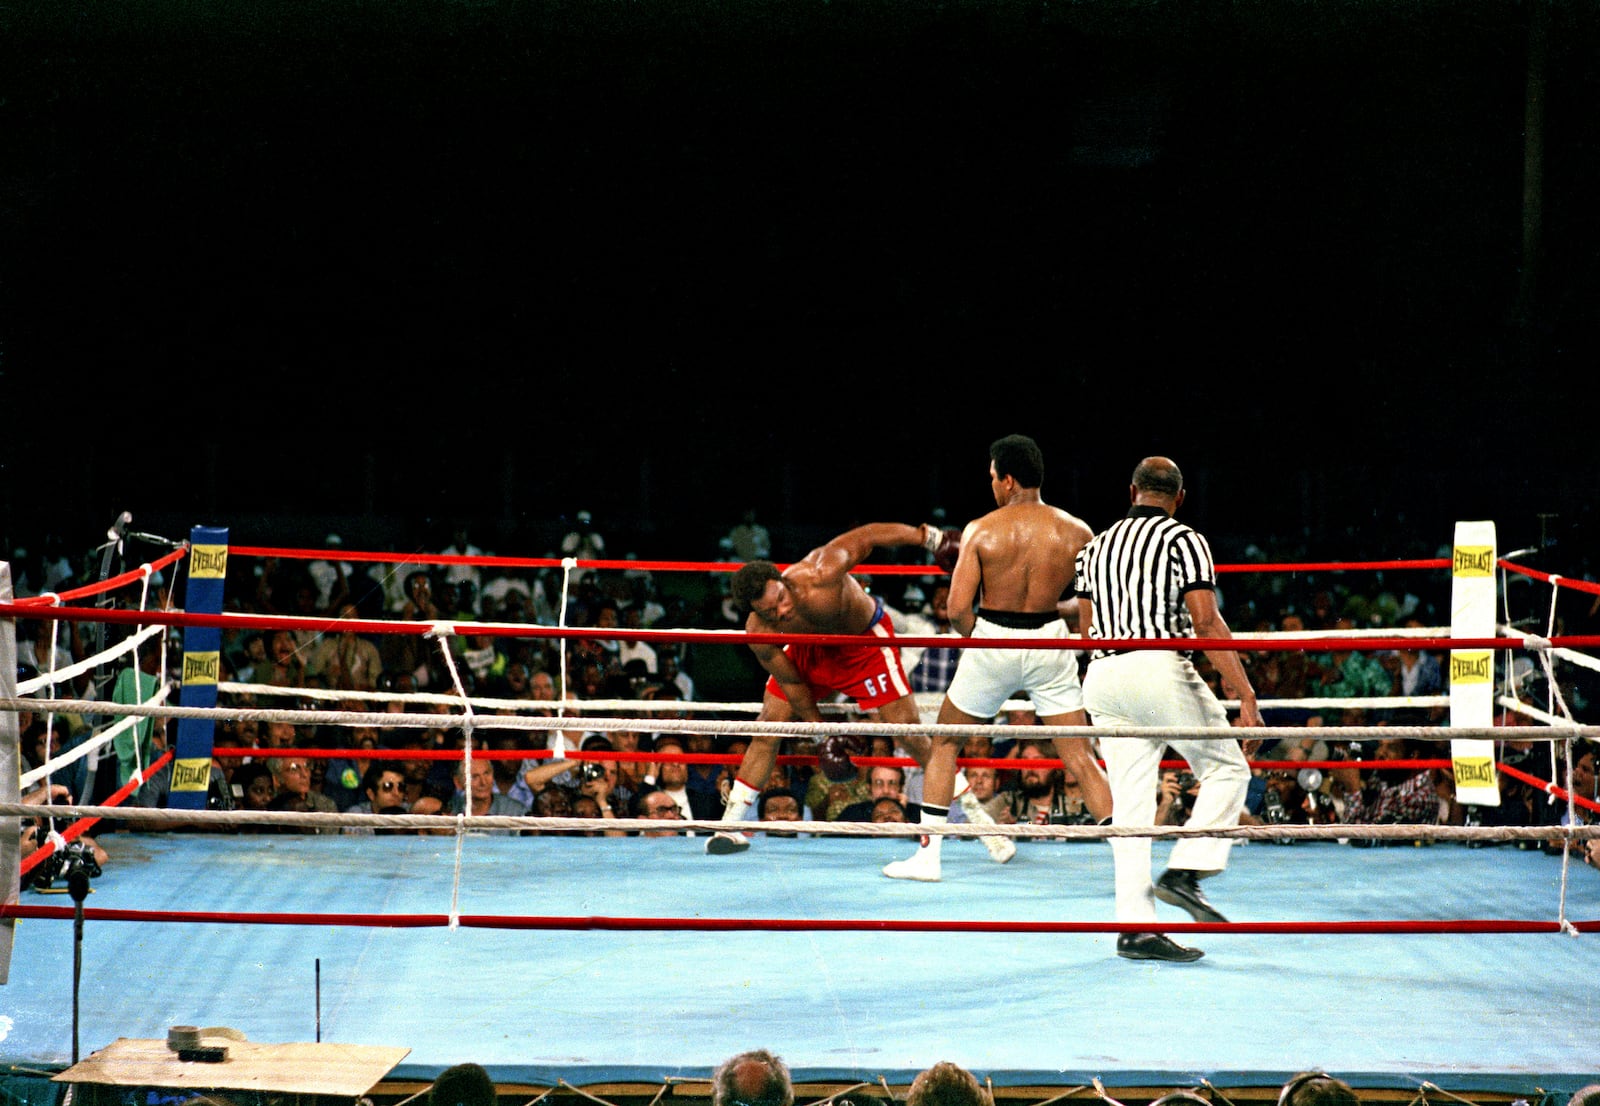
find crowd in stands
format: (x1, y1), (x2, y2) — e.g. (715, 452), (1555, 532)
(10, 513), (1600, 874)
(425, 1049), (1389, 1106)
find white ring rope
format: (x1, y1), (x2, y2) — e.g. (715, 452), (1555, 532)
(7, 802), (1600, 843)
(16, 623), (165, 696)
(216, 681), (1455, 720)
(5, 696), (1587, 744)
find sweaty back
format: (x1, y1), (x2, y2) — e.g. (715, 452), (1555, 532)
(971, 503), (1087, 611)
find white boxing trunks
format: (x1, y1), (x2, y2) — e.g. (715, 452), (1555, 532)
(944, 609), (1084, 719)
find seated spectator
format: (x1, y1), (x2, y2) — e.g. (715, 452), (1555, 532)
(644, 735), (718, 824)
(1308, 619), (1392, 725)
(837, 764), (917, 822)
(256, 630), (308, 689)
(233, 762), (278, 830)
(711, 1050), (792, 1106)
(566, 790), (623, 838)
(758, 788), (805, 836)
(1254, 611), (1315, 725)
(1381, 616), (1446, 724)
(1278, 1072), (1361, 1106)
(341, 763), (411, 833)
(270, 754), (339, 831)
(907, 1062), (992, 1106)
(1005, 740), (1095, 833)
(450, 760), (529, 833)
(429, 1061), (497, 1106)
(632, 786), (687, 837)
(684, 732), (729, 811)
(869, 796), (909, 823)
(324, 725), (382, 811)
(947, 764), (1010, 825)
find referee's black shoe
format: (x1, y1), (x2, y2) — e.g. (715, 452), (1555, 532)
(1116, 932), (1204, 962)
(1154, 868), (1228, 923)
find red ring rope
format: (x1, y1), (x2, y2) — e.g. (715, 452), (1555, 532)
(3, 903), (1594, 935)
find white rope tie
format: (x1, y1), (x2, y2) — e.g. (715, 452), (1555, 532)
(558, 557), (576, 722)
(450, 814), (467, 930)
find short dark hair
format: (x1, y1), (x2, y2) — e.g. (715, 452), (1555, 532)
(990, 434), (1044, 488)
(361, 761), (402, 796)
(730, 561), (783, 616)
(1279, 1073), (1360, 1106)
(711, 1049), (793, 1106)
(1131, 456), (1183, 497)
(908, 1062), (992, 1106)
(757, 788), (799, 817)
(430, 1062), (497, 1106)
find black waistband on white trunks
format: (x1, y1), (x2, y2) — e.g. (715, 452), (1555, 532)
(1093, 646), (1196, 661)
(976, 608), (1059, 629)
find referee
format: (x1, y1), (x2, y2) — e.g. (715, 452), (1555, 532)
(1074, 456), (1262, 963)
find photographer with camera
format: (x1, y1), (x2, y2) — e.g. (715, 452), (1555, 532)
(1155, 767), (1199, 826)
(1330, 735), (1455, 832)
(1004, 740), (1098, 836)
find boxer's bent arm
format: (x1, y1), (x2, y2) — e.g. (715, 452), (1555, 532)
(749, 642), (823, 722)
(813, 522), (928, 580)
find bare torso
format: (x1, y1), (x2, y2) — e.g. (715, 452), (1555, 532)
(745, 556), (879, 637)
(966, 501), (1093, 613)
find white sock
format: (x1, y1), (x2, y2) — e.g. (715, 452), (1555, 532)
(721, 778), (760, 824)
(918, 804), (948, 861)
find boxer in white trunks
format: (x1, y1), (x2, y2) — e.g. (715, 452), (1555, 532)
(884, 434), (1112, 882)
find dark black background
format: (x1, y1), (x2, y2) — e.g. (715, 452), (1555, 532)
(3, 0), (1597, 572)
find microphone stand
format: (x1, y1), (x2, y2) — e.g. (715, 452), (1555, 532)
(68, 860), (91, 1066)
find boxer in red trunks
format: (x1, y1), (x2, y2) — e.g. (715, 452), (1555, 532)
(705, 521), (1013, 860)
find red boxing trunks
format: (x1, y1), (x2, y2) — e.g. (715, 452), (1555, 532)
(765, 597), (911, 710)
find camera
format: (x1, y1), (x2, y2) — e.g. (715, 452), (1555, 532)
(29, 840), (102, 892)
(575, 761), (606, 784)
(1260, 785), (1295, 845)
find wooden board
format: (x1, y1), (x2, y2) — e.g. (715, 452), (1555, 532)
(53, 1035), (410, 1095)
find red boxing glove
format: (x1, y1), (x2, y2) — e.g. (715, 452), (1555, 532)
(932, 528), (961, 574)
(817, 734), (865, 782)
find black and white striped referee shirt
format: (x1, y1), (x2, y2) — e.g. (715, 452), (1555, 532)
(1072, 505), (1218, 662)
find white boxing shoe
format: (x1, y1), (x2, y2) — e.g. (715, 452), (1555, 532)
(705, 831), (750, 856)
(883, 850), (942, 882)
(957, 792), (1016, 863)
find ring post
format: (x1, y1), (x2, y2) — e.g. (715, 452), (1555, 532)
(1449, 520), (1501, 806)
(167, 526), (229, 811)
(1, 561), (19, 983)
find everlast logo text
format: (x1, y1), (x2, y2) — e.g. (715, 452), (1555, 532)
(1453, 758), (1496, 785)
(172, 759), (211, 792)
(1450, 652), (1491, 684)
(183, 652), (220, 685)
(191, 545), (228, 578)
(1452, 546), (1493, 577)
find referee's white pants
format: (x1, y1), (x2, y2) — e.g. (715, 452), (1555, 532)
(1083, 651), (1250, 924)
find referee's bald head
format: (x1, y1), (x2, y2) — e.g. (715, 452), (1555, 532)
(1132, 456), (1184, 499)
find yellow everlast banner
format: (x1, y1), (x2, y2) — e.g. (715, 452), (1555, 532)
(182, 650), (220, 685)
(1448, 651), (1492, 684)
(1449, 521), (1499, 806)
(171, 758), (212, 793)
(1452, 546), (1494, 577)
(189, 544), (229, 578)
